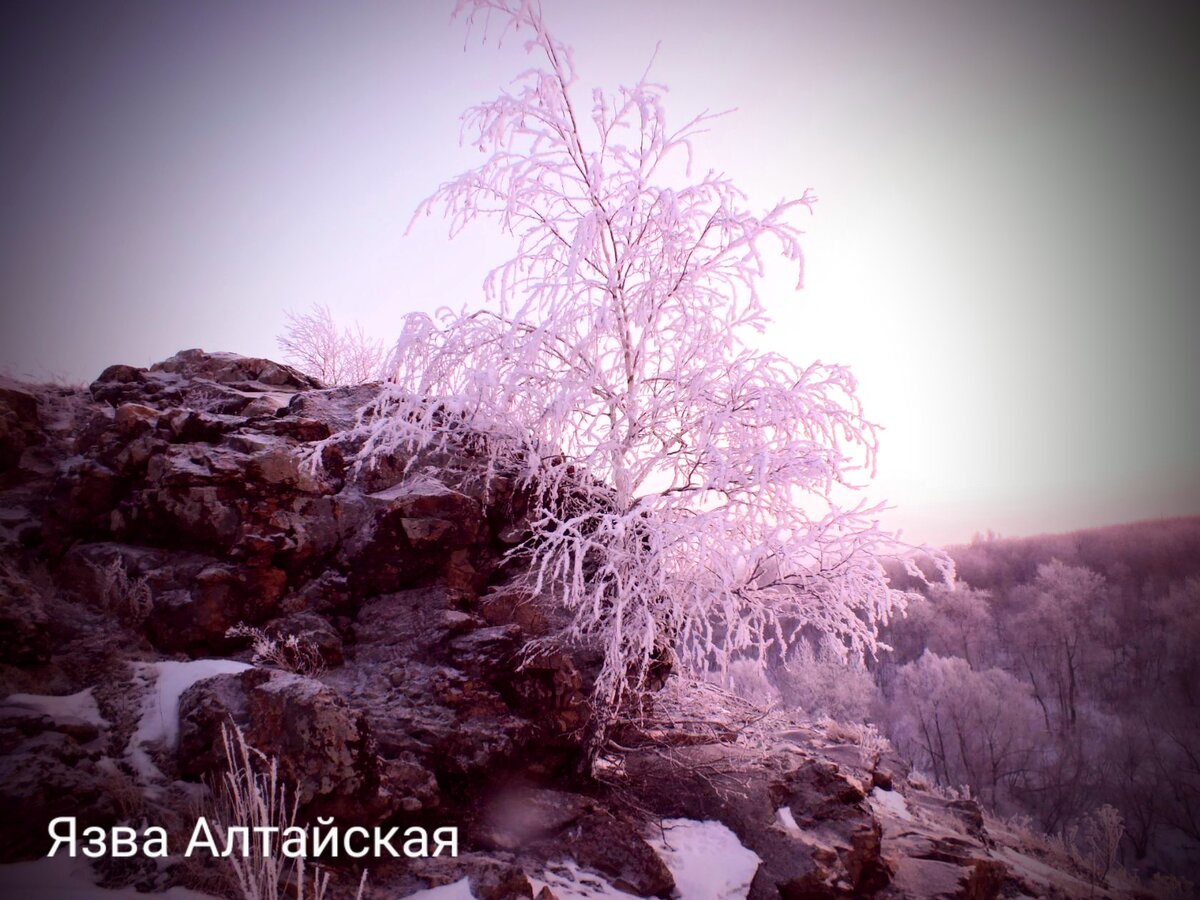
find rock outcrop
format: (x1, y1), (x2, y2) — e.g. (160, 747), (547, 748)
(0, 351), (1144, 899)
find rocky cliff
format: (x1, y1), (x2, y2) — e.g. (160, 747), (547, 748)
(0, 351), (1153, 899)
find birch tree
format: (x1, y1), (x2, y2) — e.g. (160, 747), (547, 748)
(278, 303), (387, 386)
(340, 0), (937, 733)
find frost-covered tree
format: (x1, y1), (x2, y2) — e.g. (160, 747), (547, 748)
(342, 0), (937, 733)
(887, 651), (1042, 808)
(1008, 561), (1106, 731)
(884, 583), (996, 669)
(776, 635), (881, 724)
(277, 303), (386, 386)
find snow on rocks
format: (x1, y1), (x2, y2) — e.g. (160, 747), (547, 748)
(1, 687), (105, 730)
(532, 862), (643, 898)
(646, 819), (761, 900)
(128, 658), (251, 786)
(402, 877), (477, 899)
(524, 818), (760, 900)
(868, 785), (914, 822)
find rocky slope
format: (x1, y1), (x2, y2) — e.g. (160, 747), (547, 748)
(0, 351), (1155, 899)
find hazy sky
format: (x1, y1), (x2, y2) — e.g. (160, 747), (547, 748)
(1, 0), (1197, 547)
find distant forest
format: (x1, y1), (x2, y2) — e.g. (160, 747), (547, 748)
(782, 518), (1200, 883)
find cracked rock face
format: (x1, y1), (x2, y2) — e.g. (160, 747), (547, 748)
(0, 351), (1111, 898)
(0, 350), (598, 867)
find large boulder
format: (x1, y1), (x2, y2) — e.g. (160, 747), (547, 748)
(90, 349), (322, 414)
(0, 380), (41, 475)
(177, 668), (422, 822)
(619, 743), (890, 898)
(0, 698), (114, 862)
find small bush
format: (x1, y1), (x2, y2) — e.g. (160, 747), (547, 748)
(213, 724), (328, 900)
(212, 724), (368, 900)
(97, 558), (152, 627)
(1071, 804), (1124, 886)
(715, 659), (782, 709)
(226, 624), (326, 677)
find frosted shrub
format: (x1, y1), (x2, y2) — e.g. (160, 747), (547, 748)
(226, 624), (326, 677)
(1072, 804), (1125, 886)
(716, 658), (782, 709)
(213, 725), (329, 900)
(823, 720), (892, 755)
(97, 557), (153, 627)
(330, 0), (944, 741)
(212, 725), (367, 900)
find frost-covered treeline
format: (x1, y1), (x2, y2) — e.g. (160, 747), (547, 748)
(874, 519), (1200, 883)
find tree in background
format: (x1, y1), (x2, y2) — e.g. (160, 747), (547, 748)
(776, 634), (880, 724)
(277, 303), (387, 386)
(341, 0), (936, 739)
(886, 650), (1042, 809)
(887, 583), (996, 669)
(873, 525), (1200, 880)
(1007, 560), (1106, 731)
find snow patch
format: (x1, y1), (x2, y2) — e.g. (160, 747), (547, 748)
(402, 877), (475, 899)
(773, 805), (838, 850)
(776, 805), (801, 836)
(531, 862), (641, 899)
(532, 819), (761, 899)
(128, 659), (251, 785)
(2, 687), (105, 728)
(369, 472), (457, 502)
(647, 818), (761, 900)
(869, 786), (914, 821)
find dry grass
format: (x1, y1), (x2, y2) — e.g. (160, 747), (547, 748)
(204, 723), (367, 900)
(225, 624), (327, 677)
(96, 557), (153, 627)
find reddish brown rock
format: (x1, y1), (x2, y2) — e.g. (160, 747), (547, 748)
(0, 351), (1110, 897)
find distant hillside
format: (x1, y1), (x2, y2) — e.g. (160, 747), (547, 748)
(876, 515), (1200, 888)
(886, 517), (1200, 594)
(947, 516), (1200, 593)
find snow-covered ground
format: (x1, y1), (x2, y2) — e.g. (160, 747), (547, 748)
(0, 661), (256, 896)
(531, 862), (643, 899)
(2, 660), (252, 790)
(404, 877), (476, 899)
